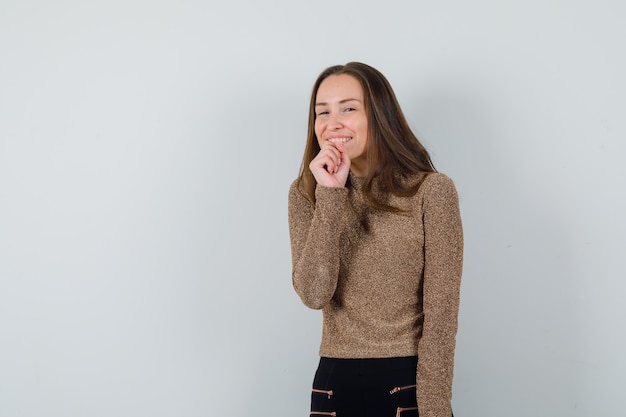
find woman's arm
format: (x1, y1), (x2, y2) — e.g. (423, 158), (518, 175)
(287, 180), (349, 310)
(416, 173), (464, 417)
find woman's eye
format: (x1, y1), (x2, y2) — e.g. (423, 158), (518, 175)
(344, 107), (355, 112)
(317, 111), (329, 116)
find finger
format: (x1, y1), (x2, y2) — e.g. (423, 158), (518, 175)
(310, 158), (341, 187)
(334, 141), (350, 163)
(317, 148), (341, 170)
(320, 143), (341, 159)
(333, 142), (351, 175)
(311, 153), (338, 174)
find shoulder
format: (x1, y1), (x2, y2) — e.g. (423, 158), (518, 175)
(288, 177), (305, 201)
(420, 172), (460, 205)
(288, 177), (314, 210)
(397, 171), (458, 197)
(422, 172), (457, 190)
(288, 177), (300, 195)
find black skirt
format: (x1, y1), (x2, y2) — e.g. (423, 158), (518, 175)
(310, 356), (419, 417)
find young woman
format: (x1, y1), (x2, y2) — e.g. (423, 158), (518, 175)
(288, 62), (463, 417)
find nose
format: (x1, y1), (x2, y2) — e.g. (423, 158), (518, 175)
(327, 112), (343, 130)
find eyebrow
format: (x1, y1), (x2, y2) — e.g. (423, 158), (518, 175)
(315, 98), (361, 107)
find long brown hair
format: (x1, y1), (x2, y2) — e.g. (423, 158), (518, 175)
(297, 62), (436, 212)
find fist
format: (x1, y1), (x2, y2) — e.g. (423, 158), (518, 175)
(309, 142), (351, 188)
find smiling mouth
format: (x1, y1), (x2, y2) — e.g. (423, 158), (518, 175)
(327, 137), (352, 144)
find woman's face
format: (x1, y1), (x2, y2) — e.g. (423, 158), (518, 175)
(314, 74), (368, 176)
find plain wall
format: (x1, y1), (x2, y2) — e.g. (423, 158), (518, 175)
(1, 1), (624, 416)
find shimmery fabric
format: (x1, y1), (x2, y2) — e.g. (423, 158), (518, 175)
(288, 172), (464, 417)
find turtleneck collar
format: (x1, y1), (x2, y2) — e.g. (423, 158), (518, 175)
(348, 171), (367, 190)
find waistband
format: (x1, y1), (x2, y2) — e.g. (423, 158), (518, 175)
(318, 356), (418, 375)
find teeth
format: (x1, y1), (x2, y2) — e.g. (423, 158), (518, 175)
(328, 137), (351, 143)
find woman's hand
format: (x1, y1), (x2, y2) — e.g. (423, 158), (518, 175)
(309, 142), (351, 188)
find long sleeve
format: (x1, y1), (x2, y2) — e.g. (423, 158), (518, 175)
(416, 174), (464, 417)
(287, 180), (350, 310)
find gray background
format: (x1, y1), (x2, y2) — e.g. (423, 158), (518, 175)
(1, 1), (624, 416)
